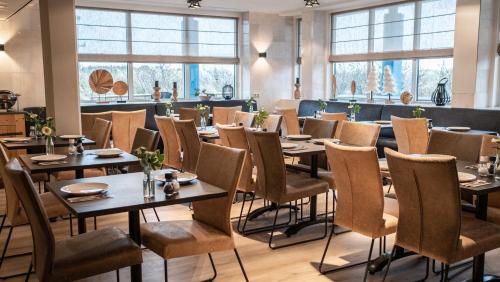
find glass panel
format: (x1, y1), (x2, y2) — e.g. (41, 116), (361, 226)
(419, 0), (456, 49)
(332, 11), (369, 55)
(131, 13), (184, 56)
(417, 57), (453, 100)
(132, 63), (184, 100)
(187, 17), (237, 57)
(333, 62), (368, 97)
(79, 62), (128, 102)
(188, 64), (236, 99)
(76, 9), (128, 54)
(373, 3), (415, 52)
(372, 60), (413, 99)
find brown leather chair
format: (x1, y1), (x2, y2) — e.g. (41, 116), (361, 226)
(321, 112), (348, 122)
(174, 120), (201, 173)
(297, 118), (337, 169)
(213, 106), (241, 125)
(111, 110), (146, 152)
(218, 126), (257, 232)
(155, 115), (182, 170)
(427, 129), (483, 163)
(261, 114), (283, 133)
(319, 142), (398, 281)
(477, 135), (500, 223)
(0, 145), (70, 274)
(234, 111), (256, 127)
(179, 107), (201, 126)
(140, 143), (249, 282)
(275, 107), (300, 136)
(5, 158), (142, 282)
(128, 128), (160, 173)
(383, 148), (500, 281)
(246, 131), (330, 249)
(81, 112), (112, 138)
(480, 134), (497, 157)
(391, 116), (429, 154)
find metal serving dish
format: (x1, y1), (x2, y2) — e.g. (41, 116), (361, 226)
(0, 90), (19, 110)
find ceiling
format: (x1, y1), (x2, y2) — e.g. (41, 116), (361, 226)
(0, 0), (31, 20)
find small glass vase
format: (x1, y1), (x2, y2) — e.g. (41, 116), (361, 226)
(494, 153), (500, 180)
(29, 126), (36, 139)
(143, 168), (156, 198)
(200, 116), (207, 130)
(166, 108), (172, 117)
(45, 136), (55, 155)
(350, 112), (356, 122)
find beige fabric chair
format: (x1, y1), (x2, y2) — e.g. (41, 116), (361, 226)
(298, 118), (337, 169)
(383, 148), (500, 281)
(127, 128), (160, 173)
(319, 142), (398, 281)
(81, 112), (112, 138)
(179, 107), (201, 126)
(480, 134), (497, 157)
(246, 131), (330, 249)
(174, 120), (201, 173)
(261, 114), (283, 132)
(5, 158), (142, 282)
(391, 116), (429, 154)
(213, 106), (241, 125)
(321, 112), (347, 139)
(275, 107), (300, 136)
(234, 111), (256, 128)
(427, 129), (483, 163)
(140, 143), (249, 281)
(477, 135), (500, 222)
(111, 110), (146, 152)
(155, 115), (182, 170)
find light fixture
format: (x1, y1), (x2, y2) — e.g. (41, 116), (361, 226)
(304, 0), (320, 7)
(0, 44), (4, 52)
(188, 0), (201, 9)
(259, 52), (267, 58)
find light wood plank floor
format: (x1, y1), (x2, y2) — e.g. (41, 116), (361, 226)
(0, 187), (499, 282)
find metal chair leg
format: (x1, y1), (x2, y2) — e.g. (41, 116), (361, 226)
(362, 239), (375, 282)
(116, 269), (120, 282)
(268, 205), (281, 249)
(0, 214), (6, 236)
(93, 216), (97, 230)
(141, 210), (148, 223)
(69, 214), (74, 236)
(207, 253), (217, 281)
(164, 260), (168, 282)
(234, 249), (249, 282)
(441, 264), (449, 282)
(236, 193), (248, 233)
(25, 260), (33, 282)
(382, 247), (396, 282)
(0, 226), (13, 268)
(153, 208), (160, 221)
(319, 226), (335, 273)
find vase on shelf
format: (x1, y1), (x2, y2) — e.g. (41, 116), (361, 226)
(172, 82), (179, 102)
(45, 136), (54, 155)
(142, 166), (155, 199)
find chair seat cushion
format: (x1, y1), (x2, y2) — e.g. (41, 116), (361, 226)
(384, 197), (399, 218)
(30, 172), (48, 183)
(318, 170), (335, 189)
(141, 220), (235, 260)
(39, 192), (69, 218)
(54, 168), (106, 180)
(280, 173), (329, 203)
(53, 227), (142, 281)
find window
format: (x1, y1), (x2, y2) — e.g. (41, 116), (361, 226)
(331, 0), (455, 101)
(76, 8), (239, 103)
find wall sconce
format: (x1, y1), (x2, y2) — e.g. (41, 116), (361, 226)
(0, 44), (4, 52)
(258, 52), (267, 58)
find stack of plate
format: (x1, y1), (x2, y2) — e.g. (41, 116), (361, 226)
(30, 154), (67, 162)
(281, 143), (298, 149)
(95, 149), (123, 158)
(286, 134), (312, 141)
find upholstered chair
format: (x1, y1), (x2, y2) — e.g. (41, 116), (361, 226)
(319, 142), (398, 281)
(5, 158), (142, 282)
(179, 107), (201, 126)
(127, 128), (160, 173)
(391, 116), (429, 154)
(246, 131), (330, 249)
(275, 107), (301, 136)
(261, 114), (283, 132)
(140, 143), (249, 282)
(218, 126), (257, 232)
(480, 134), (497, 157)
(296, 118), (337, 170)
(476, 134), (500, 224)
(213, 106), (242, 125)
(173, 120), (201, 173)
(154, 115), (182, 170)
(321, 112), (347, 138)
(111, 110), (146, 152)
(383, 148), (500, 281)
(234, 111), (256, 127)
(0, 145), (70, 275)
(427, 129), (483, 163)
(81, 112), (112, 138)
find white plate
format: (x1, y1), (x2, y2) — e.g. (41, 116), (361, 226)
(286, 134), (312, 141)
(447, 127), (471, 132)
(2, 137), (31, 142)
(95, 149), (123, 158)
(30, 154), (67, 162)
(198, 129), (217, 135)
(281, 143), (298, 149)
(311, 138), (340, 145)
(458, 172), (477, 183)
(374, 120), (392, 125)
(60, 135), (85, 139)
(61, 182), (109, 196)
(155, 172), (198, 185)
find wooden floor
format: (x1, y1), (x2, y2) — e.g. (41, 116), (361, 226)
(1, 187), (499, 282)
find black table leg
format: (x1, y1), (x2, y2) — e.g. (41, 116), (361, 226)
(77, 217), (86, 234)
(75, 168), (84, 179)
(128, 210), (142, 282)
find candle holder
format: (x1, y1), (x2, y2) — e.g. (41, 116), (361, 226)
(294, 78), (301, 100)
(153, 86), (161, 102)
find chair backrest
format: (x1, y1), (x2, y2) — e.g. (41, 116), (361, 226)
(325, 142), (386, 238)
(213, 106), (242, 125)
(275, 107), (300, 136)
(81, 112), (112, 137)
(193, 143), (245, 236)
(234, 111), (256, 128)
(218, 126), (254, 192)
(91, 118), (112, 149)
(246, 131), (286, 202)
(391, 116), (429, 154)
(131, 128), (160, 152)
(154, 115), (182, 169)
(174, 120), (201, 173)
(321, 112), (347, 122)
(427, 129), (483, 163)
(480, 134), (498, 157)
(261, 114), (283, 133)
(0, 145), (26, 226)
(5, 158), (55, 281)
(303, 118), (337, 138)
(338, 121), (381, 146)
(179, 108), (201, 126)
(111, 110), (146, 152)
(385, 148), (461, 263)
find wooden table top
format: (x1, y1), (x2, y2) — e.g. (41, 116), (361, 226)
(1, 137), (96, 150)
(46, 170), (228, 217)
(18, 150), (139, 174)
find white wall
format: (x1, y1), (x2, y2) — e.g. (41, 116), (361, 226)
(0, 0), (45, 109)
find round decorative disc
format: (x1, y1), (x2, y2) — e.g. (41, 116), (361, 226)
(89, 69), (113, 95)
(113, 81), (129, 96)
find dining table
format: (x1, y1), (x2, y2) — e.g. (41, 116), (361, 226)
(46, 170), (229, 282)
(0, 136), (96, 151)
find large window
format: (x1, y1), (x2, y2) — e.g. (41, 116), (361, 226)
(76, 8), (239, 103)
(331, 0), (455, 101)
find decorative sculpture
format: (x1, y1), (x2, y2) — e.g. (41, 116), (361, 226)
(89, 69), (113, 104)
